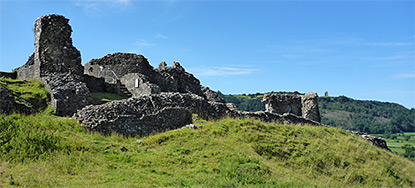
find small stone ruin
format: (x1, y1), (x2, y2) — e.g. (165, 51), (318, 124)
(348, 131), (391, 151)
(262, 92), (321, 122)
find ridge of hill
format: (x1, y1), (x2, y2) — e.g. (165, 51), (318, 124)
(1, 113), (414, 187)
(218, 92), (415, 134)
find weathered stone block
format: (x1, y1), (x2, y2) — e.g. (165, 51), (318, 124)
(262, 92), (321, 122)
(262, 93), (302, 115)
(301, 92), (321, 123)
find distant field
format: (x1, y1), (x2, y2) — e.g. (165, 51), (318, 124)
(371, 132), (415, 156)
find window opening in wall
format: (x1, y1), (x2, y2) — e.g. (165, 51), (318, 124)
(135, 79), (139, 88)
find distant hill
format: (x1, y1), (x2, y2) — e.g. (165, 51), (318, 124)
(219, 92), (415, 134)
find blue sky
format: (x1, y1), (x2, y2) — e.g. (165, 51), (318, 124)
(1, 0), (414, 108)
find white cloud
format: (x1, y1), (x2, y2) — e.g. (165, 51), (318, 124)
(75, 0), (131, 16)
(134, 39), (154, 47)
(155, 33), (168, 39)
(75, 1), (100, 16)
(395, 73), (415, 79)
(189, 66), (258, 77)
(115, 0), (130, 4)
(362, 42), (412, 47)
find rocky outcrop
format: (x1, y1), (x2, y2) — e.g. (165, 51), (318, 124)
(349, 131), (391, 151)
(15, 14), (92, 116)
(75, 92), (321, 136)
(262, 92), (321, 122)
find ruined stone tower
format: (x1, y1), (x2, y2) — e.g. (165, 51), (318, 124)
(16, 14), (92, 116)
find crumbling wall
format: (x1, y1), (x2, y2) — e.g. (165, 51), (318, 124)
(84, 54), (225, 103)
(84, 53), (155, 84)
(84, 53), (176, 96)
(301, 92), (321, 123)
(262, 94), (302, 115)
(75, 92), (320, 136)
(262, 92), (321, 122)
(349, 131), (391, 151)
(15, 14), (92, 116)
(155, 61), (204, 97)
(120, 73), (161, 96)
(16, 53), (35, 80)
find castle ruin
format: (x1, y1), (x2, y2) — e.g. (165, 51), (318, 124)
(10, 14), (322, 136)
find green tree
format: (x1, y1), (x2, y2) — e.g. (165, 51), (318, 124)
(402, 144), (415, 160)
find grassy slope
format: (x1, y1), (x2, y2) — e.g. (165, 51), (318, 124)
(0, 77), (50, 112)
(1, 114), (414, 187)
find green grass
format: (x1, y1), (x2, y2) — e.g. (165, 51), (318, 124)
(0, 77), (50, 112)
(1, 114), (414, 187)
(90, 92), (128, 102)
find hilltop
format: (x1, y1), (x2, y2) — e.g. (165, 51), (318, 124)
(0, 78), (414, 187)
(1, 113), (414, 187)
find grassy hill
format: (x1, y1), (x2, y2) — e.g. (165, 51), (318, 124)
(1, 78), (414, 187)
(1, 113), (415, 187)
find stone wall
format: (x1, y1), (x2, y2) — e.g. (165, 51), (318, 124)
(262, 92), (321, 122)
(15, 14), (91, 116)
(262, 93), (302, 115)
(75, 92), (321, 136)
(84, 54), (225, 103)
(155, 62), (204, 97)
(301, 92), (321, 122)
(120, 73), (161, 96)
(84, 53), (155, 84)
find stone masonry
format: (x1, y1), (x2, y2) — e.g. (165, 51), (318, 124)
(76, 92), (321, 136)
(15, 14), (92, 116)
(84, 53), (224, 102)
(262, 92), (321, 122)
